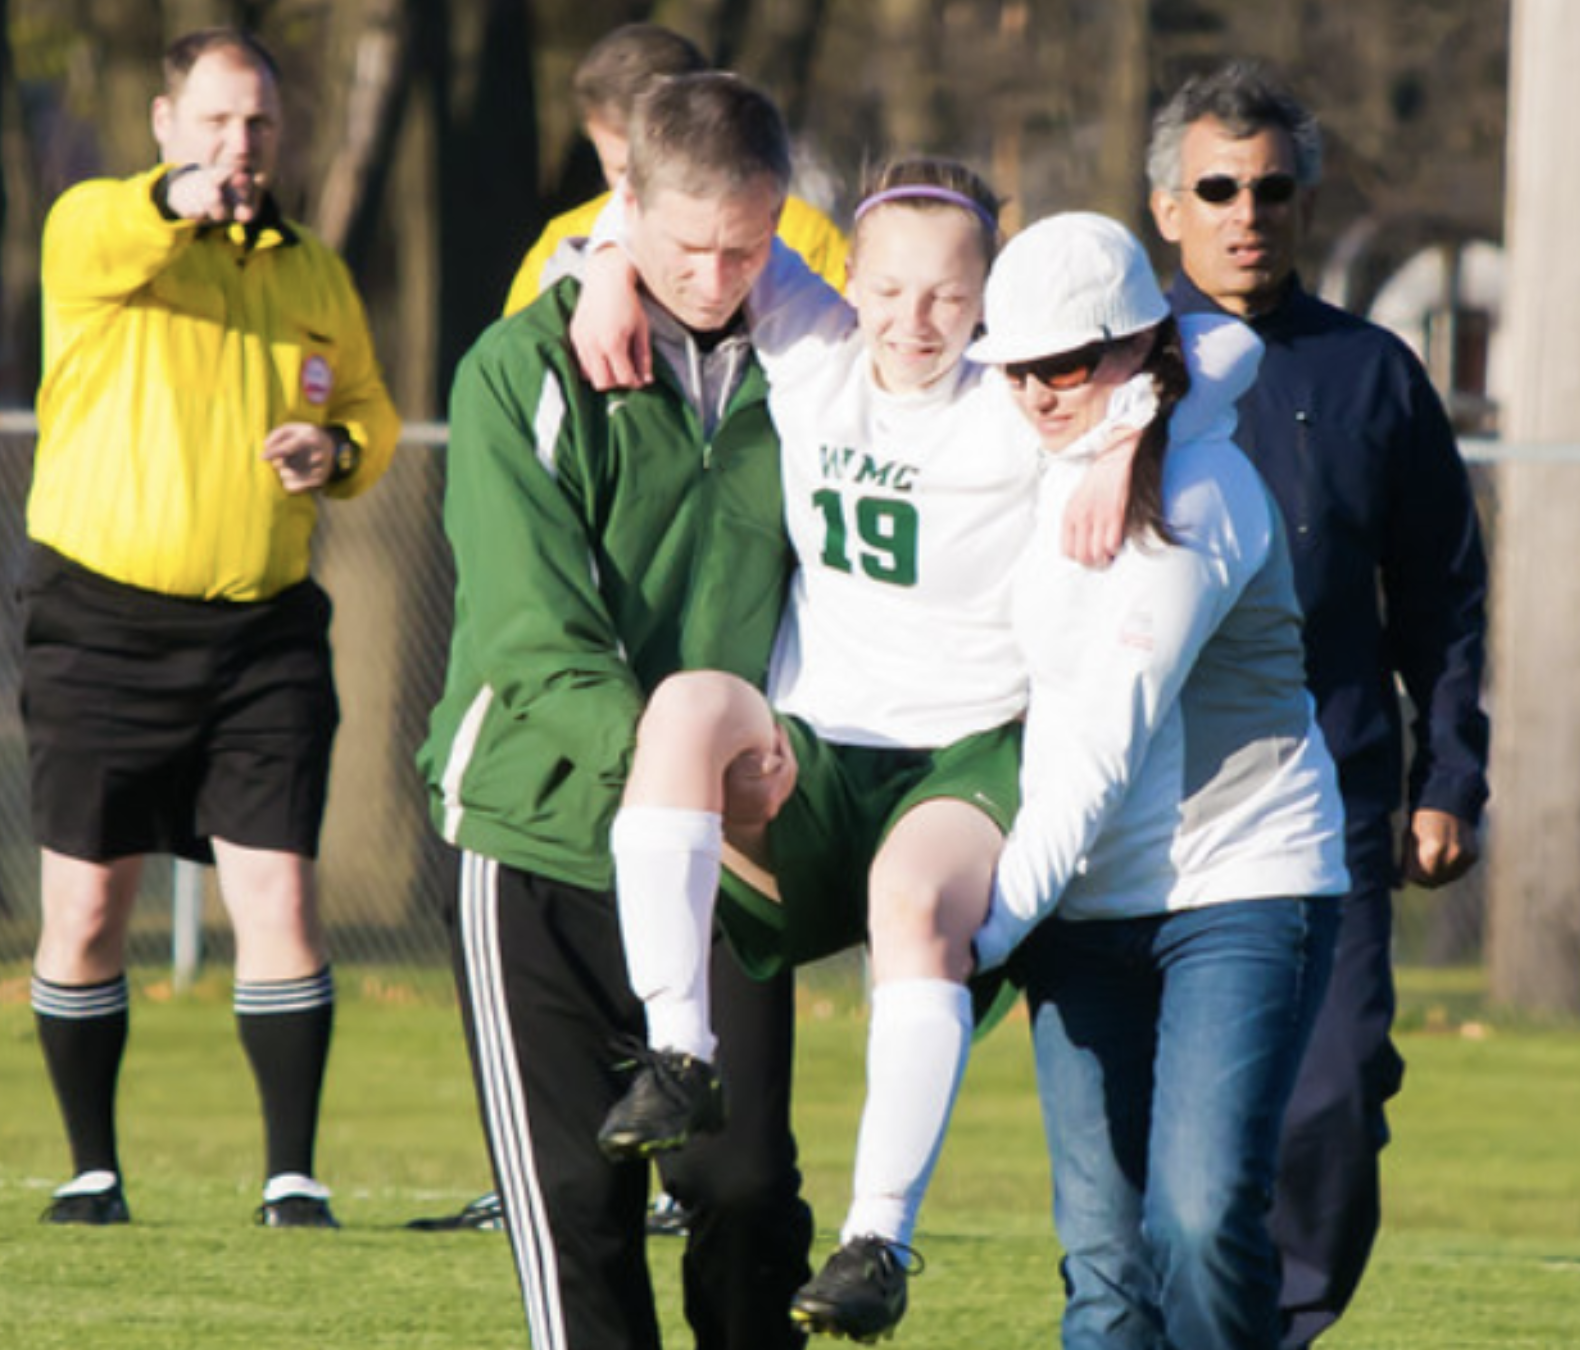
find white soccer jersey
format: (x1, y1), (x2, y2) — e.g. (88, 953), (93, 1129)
(747, 245), (1038, 749)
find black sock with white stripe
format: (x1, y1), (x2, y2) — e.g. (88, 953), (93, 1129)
(234, 966), (335, 1182)
(32, 973), (130, 1180)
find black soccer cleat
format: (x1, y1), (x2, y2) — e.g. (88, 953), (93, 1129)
(40, 1181), (130, 1226)
(597, 1044), (725, 1160)
(790, 1235), (922, 1343)
(257, 1194), (341, 1229)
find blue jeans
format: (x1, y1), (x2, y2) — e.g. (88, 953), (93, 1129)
(1022, 897), (1339, 1350)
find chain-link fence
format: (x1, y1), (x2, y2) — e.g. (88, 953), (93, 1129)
(0, 413), (459, 985)
(0, 412), (1527, 986)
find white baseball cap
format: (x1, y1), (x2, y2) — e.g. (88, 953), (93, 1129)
(967, 211), (1169, 366)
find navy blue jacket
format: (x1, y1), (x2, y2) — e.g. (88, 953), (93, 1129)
(1171, 273), (1489, 887)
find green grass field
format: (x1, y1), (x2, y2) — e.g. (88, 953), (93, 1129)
(1, 962), (1578, 1348)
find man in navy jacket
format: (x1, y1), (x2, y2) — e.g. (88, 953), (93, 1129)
(1147, 61), (1489, 1347)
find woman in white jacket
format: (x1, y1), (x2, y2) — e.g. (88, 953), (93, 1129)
(967, 213), (1348, 1350)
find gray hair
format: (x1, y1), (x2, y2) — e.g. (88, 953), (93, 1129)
(1146, 60), (1323, 192)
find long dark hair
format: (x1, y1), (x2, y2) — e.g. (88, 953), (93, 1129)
(1124, 316), (1190, 546)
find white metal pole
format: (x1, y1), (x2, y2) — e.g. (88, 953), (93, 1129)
(172, 858), (204, 991)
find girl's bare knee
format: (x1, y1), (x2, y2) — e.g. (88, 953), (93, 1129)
(640, 672), (769, 762)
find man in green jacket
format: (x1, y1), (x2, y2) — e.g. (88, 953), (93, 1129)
(419, 73), (804, 1350)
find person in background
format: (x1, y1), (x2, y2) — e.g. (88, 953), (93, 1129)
(502, 21), (846, 314)
(23, 26), (399, 1229)
(1146, 60), (1489, 1348)
(969, 211), (1349, 1350)
(418, 73), (809, 1350)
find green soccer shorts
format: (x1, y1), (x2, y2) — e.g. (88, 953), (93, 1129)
(716, 716), (1023, 980)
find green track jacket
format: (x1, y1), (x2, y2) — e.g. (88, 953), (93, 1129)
(419, 281), (791, 889)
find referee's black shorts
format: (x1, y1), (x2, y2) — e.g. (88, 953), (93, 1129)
(19, 544), (340, 864)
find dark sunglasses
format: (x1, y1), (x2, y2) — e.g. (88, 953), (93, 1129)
(1005, 342), (1110, 391)
(1188, 172), (1298, 207)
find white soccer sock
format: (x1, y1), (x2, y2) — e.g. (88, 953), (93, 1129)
(610, 805), (723, 1061)
(841, 978), (974, 1247)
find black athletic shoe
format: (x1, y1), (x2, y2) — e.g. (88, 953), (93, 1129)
(597, 1044), (725, 1160)
(790, 1235), (921, 1343)
(257, 1195), (341, 1229)
(405, 1191), (504, 1232)
(41, 1183), (130, 1226)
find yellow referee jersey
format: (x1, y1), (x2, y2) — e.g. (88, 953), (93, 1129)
(30, 166), (401, 602)
(502, 191), (848, 317)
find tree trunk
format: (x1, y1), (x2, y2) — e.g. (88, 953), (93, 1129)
(727, 0), (827, 128)
(989, 1), (1029, 236)
(0, 0), (38, 402)
(1091, 0), (1148, 227)
(81, 0), (165, 175)
(302, 0), (409, 254)
(1485, 0), (1580, 1017)
(876, 0), (942, 152)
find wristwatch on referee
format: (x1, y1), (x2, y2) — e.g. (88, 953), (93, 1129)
(326, 425), (361, 483)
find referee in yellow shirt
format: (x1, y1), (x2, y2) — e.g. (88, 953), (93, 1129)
(24, 27), (399, 1229)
